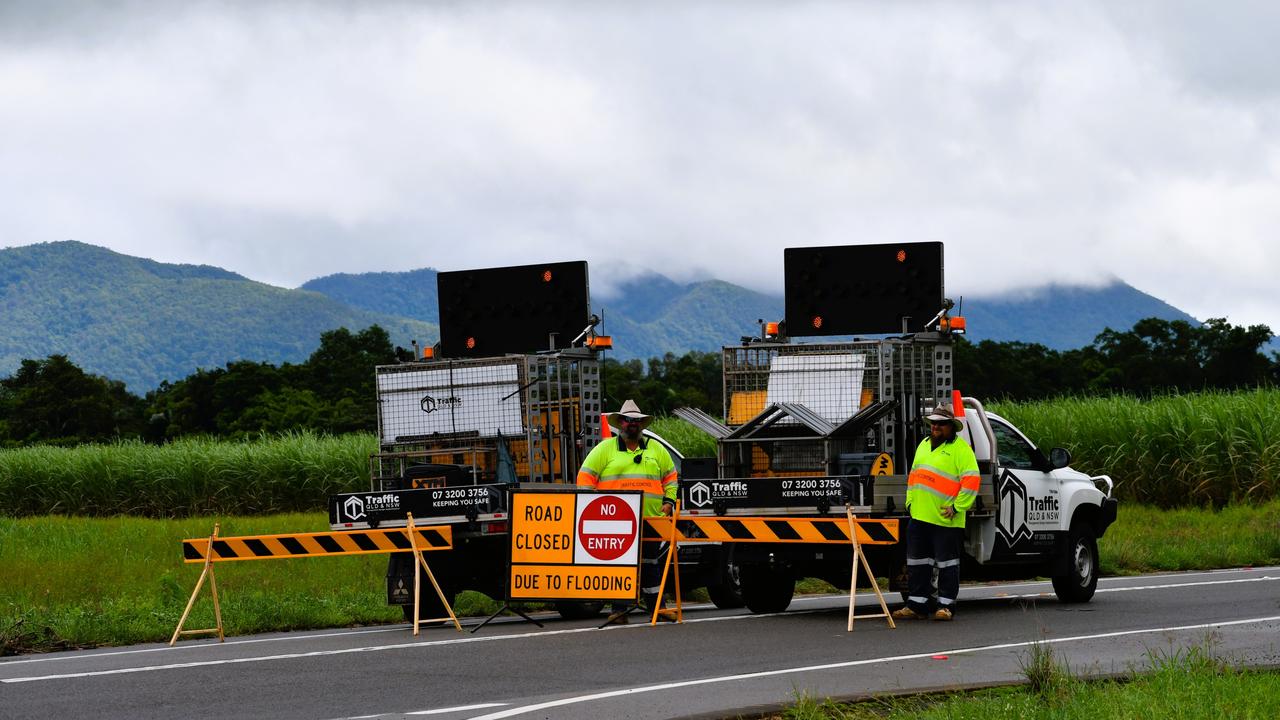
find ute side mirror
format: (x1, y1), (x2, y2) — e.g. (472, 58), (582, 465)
(1049, 447), (1071, 470)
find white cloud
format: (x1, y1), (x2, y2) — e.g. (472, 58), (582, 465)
(1, 1), (1277, 328)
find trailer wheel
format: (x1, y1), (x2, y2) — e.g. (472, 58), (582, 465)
(707, 558), (745, 609)
(739, 563), (794, 614)
(401, 556), (463, 622)
(554, 601), (605, 620)
(1052, 523), (1098, 603)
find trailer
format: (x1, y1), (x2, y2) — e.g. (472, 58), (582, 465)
(670, 242), (1118, 612)
(328, 260), (620, 620)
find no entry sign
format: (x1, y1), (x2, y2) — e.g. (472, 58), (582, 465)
(507, 490), (641, 602)
(576, 494), (639, 564)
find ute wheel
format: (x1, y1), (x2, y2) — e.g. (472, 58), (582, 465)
(738, 563), (795, 614)
(554, 601), (605, 620)
(1052, 523), (1099, 603)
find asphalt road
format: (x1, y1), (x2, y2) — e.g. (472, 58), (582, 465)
(3, 567), (1279, 720)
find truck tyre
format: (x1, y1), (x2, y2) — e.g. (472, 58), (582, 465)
(554, 601), (605, 620)
(1052, 523), (1099, 603)
(739, 563), (794, 614)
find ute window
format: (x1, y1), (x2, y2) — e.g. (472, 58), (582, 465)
(990, 420), (1037, 470)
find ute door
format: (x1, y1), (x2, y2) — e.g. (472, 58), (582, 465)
(987, 418), (1063, 561)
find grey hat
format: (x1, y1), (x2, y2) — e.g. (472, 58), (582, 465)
(924, 404), (964, 431)
(608, 399), (652, 429)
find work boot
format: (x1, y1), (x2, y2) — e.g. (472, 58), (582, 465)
(891, 607), (925, 620)
(932, 608), (953, 621)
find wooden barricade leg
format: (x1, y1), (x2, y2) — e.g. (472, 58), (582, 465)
(170, 523), (226, 645)
(650, 503), (683, 625)
(846, 506), (895, 631)
(408, 513), (463, 635)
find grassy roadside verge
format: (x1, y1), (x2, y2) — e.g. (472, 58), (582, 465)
(3, 502), (1278, 655)
(774, 645), (1280, 719)
(0, 514), (400, 654)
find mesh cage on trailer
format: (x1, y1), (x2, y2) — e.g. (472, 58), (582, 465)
(720, 338), (954, 474)
(370, 352), (601, 491)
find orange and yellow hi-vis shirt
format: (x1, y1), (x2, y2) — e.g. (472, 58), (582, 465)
(906, 437), (981, 528)
(576, 437), (678, 517)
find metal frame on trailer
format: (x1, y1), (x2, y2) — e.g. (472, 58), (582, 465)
(370, 349), (602, 492)
(720, 337), (954, 482)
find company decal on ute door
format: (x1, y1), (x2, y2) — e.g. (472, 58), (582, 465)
(996, 470), (1033, 545)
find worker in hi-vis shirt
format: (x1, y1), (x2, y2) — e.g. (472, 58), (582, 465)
(576, 400), (677, 620)
(893, 403), (980, 622)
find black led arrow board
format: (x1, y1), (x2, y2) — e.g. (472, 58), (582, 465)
(437, 261), (590, 357)
(784, 242), (944, 336)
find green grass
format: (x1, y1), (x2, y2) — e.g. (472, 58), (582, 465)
(1098, 499), (1280, 573)
(991, 388), (1280, 508)
(4, 500), (1277, 654)
(0, 431), (374, 517)
(650, 416), (718, 458)
(3, 389), (1276, 518)
(776, 644), (1280, 720)
(0, 514), (400, 654)
(0, 424), (713, 519)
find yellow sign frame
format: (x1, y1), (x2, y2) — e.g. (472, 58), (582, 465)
(506, 490), (642, 603)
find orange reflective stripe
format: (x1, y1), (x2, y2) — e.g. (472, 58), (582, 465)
(576, 470), (599, 488)
(661, 471), (678, 486)
(908, 468), (961, 496)
(960, 474), (981, 492)
(598, 477), (664, 495)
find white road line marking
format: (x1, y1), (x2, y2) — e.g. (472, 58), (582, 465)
(465, 614), (1280, 720)
(408, 703), (508, 715)
(2, 570), (1276, 682)
(1010, 575), (1279, 599)
(789, 566), (1279, 603)
(3, 566), (1269, 669)
(0, 625), (408, 666)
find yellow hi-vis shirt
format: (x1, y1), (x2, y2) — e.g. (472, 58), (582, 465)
(576, 436), (678, 517)
(906, 437), (981, 528)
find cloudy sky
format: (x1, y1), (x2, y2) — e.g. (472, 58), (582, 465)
(2, 1), (1278, 327)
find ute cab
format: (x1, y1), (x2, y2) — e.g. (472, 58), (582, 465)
(960, 403), (1117, 601)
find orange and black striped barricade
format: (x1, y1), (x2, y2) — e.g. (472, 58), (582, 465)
(172, 515), (458, 644)
(642, 513), (900, 630)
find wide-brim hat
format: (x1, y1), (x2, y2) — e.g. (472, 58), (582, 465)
(608, 399), (652, 429)
(924, 404), (964, 431)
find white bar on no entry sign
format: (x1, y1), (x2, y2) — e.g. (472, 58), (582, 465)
(582, 520), (633, 535)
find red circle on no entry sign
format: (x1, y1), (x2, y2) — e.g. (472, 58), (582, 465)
(578, 495), (638, 562)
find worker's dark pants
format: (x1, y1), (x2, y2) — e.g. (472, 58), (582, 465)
(613, 539), (669, 613)
(905, 518), (963, 614)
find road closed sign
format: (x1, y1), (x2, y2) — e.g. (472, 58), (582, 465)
(508, 491), (642, 602)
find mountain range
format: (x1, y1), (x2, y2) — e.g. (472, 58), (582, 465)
(0, 242), (435, 391)
(305, 268), (1200, 360)
(2, 241), (1210, 391)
